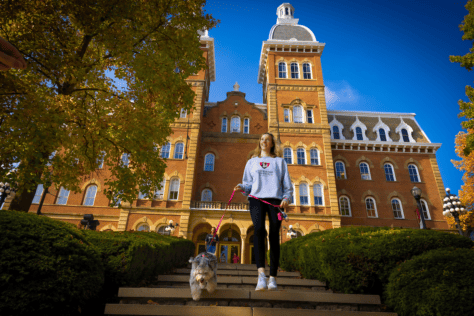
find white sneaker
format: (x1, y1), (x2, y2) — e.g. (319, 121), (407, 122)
(268, 276), (277, 291)
(255, 272), (267, 291)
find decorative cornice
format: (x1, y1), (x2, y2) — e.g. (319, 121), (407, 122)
(331, 140), (441, 154)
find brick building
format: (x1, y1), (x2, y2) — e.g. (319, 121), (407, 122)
(26, 3), (449, 264)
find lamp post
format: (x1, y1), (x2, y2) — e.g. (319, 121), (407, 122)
(0, 182), (15, 210)
(442, 188), (468, 236)
(410, 186), (427, 230)
(286, 225), (297, 239)
(164, 220), (179, 235)
(80, 214), (100, 230)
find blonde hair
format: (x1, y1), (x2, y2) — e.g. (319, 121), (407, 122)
(253, 133), (282, 158)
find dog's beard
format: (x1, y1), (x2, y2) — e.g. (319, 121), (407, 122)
(194, 272), (213, 289)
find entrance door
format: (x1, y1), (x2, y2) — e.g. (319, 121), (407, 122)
(219, 244), (241, 263)
(196, 243), (206, 256)
(219, 245), (229, 263)
(229, 244), (240, 263)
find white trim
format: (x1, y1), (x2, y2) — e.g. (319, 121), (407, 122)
(231, 116), (241, 133)
(335, 161), (346, 179)
(32, 184), (44, 204)
(373, 117), (392, 142)
(420, 199), (431, 220)
(339, 196), (351, 217)
(284, 108), (291, 122)
(359, 162), (371, 180)
(310, 148), (320, 165)
(168, 178), (180, 200)
(278, 61), (288, 79)
(329, 110), (416, 118)
(174, 143), (184, 159)
(391, 198), (405, 219)
(293, 105), (304, 123)
(408, 164), (421, 182)
(384, 163), (396, 181)
(296, 147), (306, 165)
(84, 185), (98, 206)
(204, 153), (215, 171)
(201, 189), (213, 202)
(299, 182), (310, 206)
(365, 197), (378, 218)
(306, 109), (314, 124)
(313, 183), (324, 206)
(329, 116), (345, 140)
(57, 187), (70, 205)
(244, 118), (250, 134)
(395, 118), (416, 143)
(154, 179), (166, 200)
(302, 62), (312, 79)
(284, 147), (293, 164)
(290, 62), (300, 79)
(350, 116), (369, 141)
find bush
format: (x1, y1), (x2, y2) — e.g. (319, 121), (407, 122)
(385, 247), (474, 316)
(0, 210), (104, 316)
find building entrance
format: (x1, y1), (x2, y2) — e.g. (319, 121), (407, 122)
(218, 226), (241, 264)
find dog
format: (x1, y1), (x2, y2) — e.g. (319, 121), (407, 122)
(188, 252), (218, 301)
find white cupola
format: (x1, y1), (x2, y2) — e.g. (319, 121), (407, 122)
(276, 3), (298, 25)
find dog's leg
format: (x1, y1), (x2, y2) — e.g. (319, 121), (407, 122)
(191, 285), (201, 301)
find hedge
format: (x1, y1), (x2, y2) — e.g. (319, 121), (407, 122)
(385, 247), (474, 316)
(0, 210), (104, 316)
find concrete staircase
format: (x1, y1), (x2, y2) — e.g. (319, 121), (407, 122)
(104, 263), (397, 315)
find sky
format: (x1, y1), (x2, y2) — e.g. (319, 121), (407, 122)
(200, 0), (474, 197)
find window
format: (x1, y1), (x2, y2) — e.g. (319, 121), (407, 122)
(313, 184), (323, 206)
(355, 127), (363, 140)
(379, 129), (387, 142)
(244, 118), (249, 134)
(137, 224), (150, 232)
(299, 183), (309, 205)
(161, 142), (170, 159)
(57, 187), (70, 205)
(231, 117), (240, 133)
(157, 226), (167, 235)
(32, 184), (44, 204)
(290, 62), (299, 79)
(420, 199), (431, 220)
(169, 178), (179, 200)
(121, 153), (130, 167)
(284, 109), (290, 122)
(333, 126), (340, 139)
(174, 143), (184, 159)
(384, 163), (396, 181)
(339, 196), (351, 216)
(285, 7), (289, 15)
(289, 183), (295, 205)
(201, 189), (212, 202)
(138, 190), (149, 200)
(284, 148), (292, 164)
(154, 179), (166, 199)
(391, 198), (404, 219)
(112, 191), (122, 207)
(297, 148), (305, 165)
(306, 110), (313, 123)
(180, 108), (187, 118)
(97, 151), (105, 169)
(401, 129), (409, 142)
(84, 185), (98, 206)
(204, 153), (215, 171)
(335, 161), (346, 179)
(46, 151), (56, 167)
(278, 62), (287, 78)
(365, 197), (377, 217)
(359, 162), (371, 180)
(408, 164), (420, 182)
(293, 106), (303, 123)
(310, 149), (319, 165)
(303, 63), (312, 79)
(221, 117), (227, 132)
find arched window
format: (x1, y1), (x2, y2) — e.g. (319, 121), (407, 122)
(303, 63), (312, 79)
(285, 7), (289, 15)
(244, 118), (249, 134)
(333, 126), (340, 139)
(284, 108), (290, 122)
(157, 226), (167, 235)
(137, 224), (150, 232)
(180, 108), (187, 118)
(408, 164), (420, 182)
(169, 178), (180, 200)
(420, 199), (431, 220)
(290, 62), (299, 79)
(32, 184), (44, 204)
(57, 187), (70, 205)
(174, 143), (184, 159)
(379, 129), (387, 142)
(154, 179), (166, 199)
(310, 149), (319, 165)
(201, 189), (212, 202)
(365, 197), (377, 217)
(339, 196), (351, 216)
(391, 198), (404, 219)
(97, 151), (105, 169)
(204, 153), (215, 171)
(284, 148), (292, 164)
(297, 148), (305, 165)
(231, 117), (240, 133)
(384, 163), (396, 181)
(335, 161), (346, 179)
(313, 184), (323, 206)
(161, 142), (170, 159)
(278, 62), (287, 78)
(84, 185), (98, 206)
(355, 127), (363, 140)
(121, 153), (130, 167)
(401, 129), (409, 142)
(293, 105), (303, 123)
(299, 183), (309, 205)
(359, 162), (371, 180)
(221, 117), (227, 133)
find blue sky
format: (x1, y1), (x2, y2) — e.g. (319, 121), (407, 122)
(202, 0), (473, 196)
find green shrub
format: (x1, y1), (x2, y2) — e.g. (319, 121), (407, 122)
(0, 210), (104, 316)
(385, 247), (474, 316)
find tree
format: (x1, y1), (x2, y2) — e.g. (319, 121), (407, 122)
(450, 0), (474, 155)
(0, 0), (218, 210)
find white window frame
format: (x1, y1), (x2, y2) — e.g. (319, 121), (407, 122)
(278, 62), (287, 78)
(335, 161), (346, 179)
(365, 197), (378, 218)
(84, 185), (98, 206)
(204, 153), (215, 171)
(32, 184), (44, 204)
(169, 178), (180, 200)
(201, 189), (212, 202)
(160, 142), (170, 159)
(221, 117), (227, 133)
(290, 62), (299, 79)
(310, 148), (319, 165)
(154, 179), (166, 200)
(121, 153), (130, 167)
(283, 108), (290, 122)
(302, 63), (312, 79)
(57, 187), (70, 205)
(284, 148), (292, 164)
(243, 118), (249, 134)
(174, 143), (184, 159)
(339, 196), (351, 216)
(359, 162), (371, 180)
(332, 126), (341, 139)
(231, 116), (241, 133)
(391, 198), (404, 219)
(296, 148), (306, 165)
(379, 128), (387, 142)
(384, 163), (396, 181)
(299, 182), (309, 205)
(313, 183), (324, 206)
(355, 127), (364, 140)
(420, 199), (431, 220)
(293, 105), (304, 123)
(180, 108), (187, 118)
(306, 109), (313, 124)
(330, 117), (345, 140)
(408, 164), (421, 182)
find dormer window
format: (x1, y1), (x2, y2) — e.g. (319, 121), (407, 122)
(379, 129), (387, 141)
(355, 127), (363, 140)
(401, 129), (409, 142)
(333, 126), (340, 139)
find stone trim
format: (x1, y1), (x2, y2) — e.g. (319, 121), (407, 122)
(380, 157), (399, 169)
(387, 191), (407, 205)
(404, 158), (423, 171)
(429, 156), (446, 205)
(361, 190), (381, 204)
(333, 155), (350, 167)
(355, 156), (375, 168)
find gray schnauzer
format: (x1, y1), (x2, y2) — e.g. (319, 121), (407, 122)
(188, 252), (218, 301)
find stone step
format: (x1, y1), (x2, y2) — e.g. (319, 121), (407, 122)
(187, 263), (271, 271)
(175, 268), (301, 277)
(156, 275), (326, 287)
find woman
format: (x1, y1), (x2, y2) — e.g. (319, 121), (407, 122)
(232, 253), (240, 264)
(234, 133), (292, 291)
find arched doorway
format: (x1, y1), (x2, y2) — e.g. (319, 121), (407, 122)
(192, 223), (213, 256)
(218, 224), (241, 264)
(247, 226), (267, 265)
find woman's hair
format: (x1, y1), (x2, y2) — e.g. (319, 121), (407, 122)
(253, 132), (282, 158)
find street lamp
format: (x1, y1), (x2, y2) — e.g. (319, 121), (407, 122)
(286, 225), (297, 239)
(165, 220), (179, 235)
(443, 188), (468, 236)
(0, 182), (15, 210)
(80, 214), (100, 230)
(410, 186), (427, 230)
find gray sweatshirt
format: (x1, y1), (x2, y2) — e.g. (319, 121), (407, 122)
(238, 156), (293, 201)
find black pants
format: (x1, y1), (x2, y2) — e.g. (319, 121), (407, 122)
(249, 197), (282, 277)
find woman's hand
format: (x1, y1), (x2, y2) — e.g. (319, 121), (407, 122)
(234, 184), (243, 191)
(280, 199), (289, 209)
